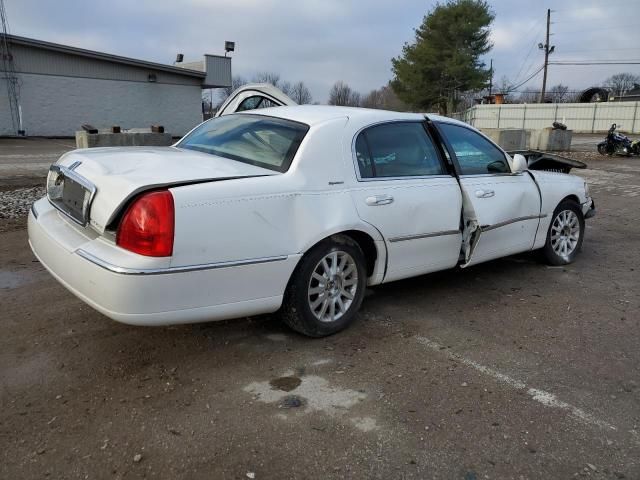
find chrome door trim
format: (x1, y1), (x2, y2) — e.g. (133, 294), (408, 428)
(388, 229), (460, 243)
(75, 249), (289, 275)
(480, 214), (547, 233)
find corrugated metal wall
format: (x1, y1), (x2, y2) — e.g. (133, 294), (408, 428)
(9, 43), (203, 86)
(453, 102), (640, 133)
(203, 55), (232, 88)
(0, 73), (203, 136)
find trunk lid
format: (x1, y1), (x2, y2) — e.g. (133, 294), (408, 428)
(52, 146), (277, 232)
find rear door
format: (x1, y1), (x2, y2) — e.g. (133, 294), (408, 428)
(435, 122), (542, 266)
(349, 121), (463, 283)
(216, 84), (297, 117)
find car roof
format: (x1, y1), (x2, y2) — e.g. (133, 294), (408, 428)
(240, 105), (419, 126)
(240, 105), (472, 129)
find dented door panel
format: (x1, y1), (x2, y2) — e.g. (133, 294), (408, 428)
(459, 174), (541, 266)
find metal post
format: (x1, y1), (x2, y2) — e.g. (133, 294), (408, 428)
(632, 101), (638, 133)
(591, 103), (598, 133)
(522, 104), (527, 129)
(497, 105), (501, 128)
(554, 103), (559, 122)
(539, 9), (551, 103)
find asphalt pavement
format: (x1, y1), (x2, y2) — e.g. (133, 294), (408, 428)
(1, 136), (639, 479)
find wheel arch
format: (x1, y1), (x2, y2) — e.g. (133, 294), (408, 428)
(559, 194), (581, 206)
(297, 226), (386, 282)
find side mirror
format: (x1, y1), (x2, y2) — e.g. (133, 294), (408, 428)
(512, 153), (528, 173)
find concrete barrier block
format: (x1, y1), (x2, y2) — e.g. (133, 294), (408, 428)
(75, 130), (173, 149)
(479, 128), (527, 150)
(528, 128), (572, 151)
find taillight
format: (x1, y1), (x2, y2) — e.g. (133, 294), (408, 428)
(116, 190), (174, 257)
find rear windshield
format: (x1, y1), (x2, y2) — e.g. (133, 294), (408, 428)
(177, 114), (309, 172)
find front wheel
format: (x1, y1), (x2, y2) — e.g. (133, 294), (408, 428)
(280, 235), (367, 337)
(542, 200), (585, 265)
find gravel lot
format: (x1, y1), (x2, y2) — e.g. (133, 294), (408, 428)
(1, 138), (639, 479)
(0, 186), (46, 219)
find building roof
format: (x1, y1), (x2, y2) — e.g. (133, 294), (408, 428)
(4, 33), (206, 79)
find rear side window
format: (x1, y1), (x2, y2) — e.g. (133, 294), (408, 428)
(438, 123), (510, 175)
(355, 122), (444, 179)
(178, 114), (308, 172)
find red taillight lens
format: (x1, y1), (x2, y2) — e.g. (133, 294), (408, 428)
(116, 190), (174, 257)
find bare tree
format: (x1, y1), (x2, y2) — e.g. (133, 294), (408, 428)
(221, 75), (248, 99)
(361, 89), (385, 109)
(548, 84), (569, 103)
(379, 84), (410, 111)
(518, 90), (540, 103)
(279, 81), (293, 97)
(497, 75), (514, 94)
(289, 81), (312, 104)
(328, 81), (361, 106)
(603, 73), (640, 98)
(361, 84), (411, 111)
(253, 72), (281, 87)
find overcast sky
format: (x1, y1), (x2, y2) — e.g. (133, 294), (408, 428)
(6, 0), (640, 102)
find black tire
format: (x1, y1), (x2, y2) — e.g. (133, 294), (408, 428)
(280, 234), (367, 337)
(597, 142), (607, 155)
(542, 199), (585, 266)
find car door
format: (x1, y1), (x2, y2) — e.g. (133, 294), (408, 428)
(216, 84), (297, 117)
(435, 121), (542, 267)
(349, 121), (463, 283)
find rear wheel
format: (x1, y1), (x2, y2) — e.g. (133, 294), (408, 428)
(280, 235), (367, 337)
(542, 200), (584, 265)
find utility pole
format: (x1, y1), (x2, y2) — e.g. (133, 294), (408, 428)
(539, 9), (554, 103)
(488, 59), (493, 99)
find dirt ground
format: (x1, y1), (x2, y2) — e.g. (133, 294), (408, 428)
(1, 138), (639, 479)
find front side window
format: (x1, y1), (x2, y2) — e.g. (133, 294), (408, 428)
(438, 123), (510, 175)
(355, 122), (444, 179)
(178, 114), (308, 172)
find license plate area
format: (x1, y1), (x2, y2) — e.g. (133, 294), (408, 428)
(47, 165), (97, 226)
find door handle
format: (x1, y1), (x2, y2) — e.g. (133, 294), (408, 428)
(475, 189), (495, 198)
(365, 195), (394, 206)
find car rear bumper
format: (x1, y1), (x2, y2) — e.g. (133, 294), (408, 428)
(28, 198), (299, 326)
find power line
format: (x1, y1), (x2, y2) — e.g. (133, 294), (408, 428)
(510, 64), (545, 91)
(554, 23), (637, 35)
(512, 26), (544, 85)
(558, 47), (640, 54)
(550, 61), (640, 65)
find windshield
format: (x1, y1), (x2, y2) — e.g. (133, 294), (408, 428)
(177, 114), (309, 172)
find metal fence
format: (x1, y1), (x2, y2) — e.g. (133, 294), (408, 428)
(451, 101), (640, 133)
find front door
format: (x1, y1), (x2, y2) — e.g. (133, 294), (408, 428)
(349, 121), (463, 282)
(436, 122), (542, 266)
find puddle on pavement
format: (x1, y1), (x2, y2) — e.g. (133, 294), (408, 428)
(270, 376), (302, 392)
(0, 269), (37, 290)
(244, 374), (366, 414)
(280, 395), (305, 408)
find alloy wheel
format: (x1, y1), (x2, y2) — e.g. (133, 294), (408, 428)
(307, 250), (359, 323)
(551, 209), (580, 260)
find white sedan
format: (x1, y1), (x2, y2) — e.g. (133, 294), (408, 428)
(28, 91), (594, 337)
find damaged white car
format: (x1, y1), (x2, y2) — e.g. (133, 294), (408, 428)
(28, 85), (594, 337)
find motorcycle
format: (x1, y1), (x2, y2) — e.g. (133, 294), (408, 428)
(597, 123), (640, 156)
